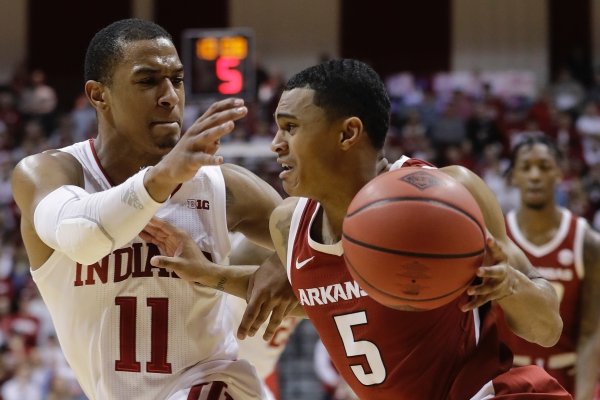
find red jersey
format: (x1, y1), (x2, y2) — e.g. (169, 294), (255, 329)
(288, 197), (571, 400)
(498, 208), (587, 393)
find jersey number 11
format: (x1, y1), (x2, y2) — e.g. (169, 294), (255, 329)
(115, 296), (173, 374)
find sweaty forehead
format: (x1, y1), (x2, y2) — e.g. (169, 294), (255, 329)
(276, 88), (321, 118)
(118, 38), (181, 71)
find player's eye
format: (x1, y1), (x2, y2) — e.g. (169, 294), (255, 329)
(171, 76), (184, 86)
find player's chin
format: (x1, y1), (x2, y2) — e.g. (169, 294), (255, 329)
(523, 198), (546, 210)
(282, 180), (304, 197)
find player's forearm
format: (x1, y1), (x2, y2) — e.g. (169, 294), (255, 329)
(575, 335), (600, 400)
(498, 274), (562, 347)
(34, 168), (164, 265)
(197, 263), (259, 299)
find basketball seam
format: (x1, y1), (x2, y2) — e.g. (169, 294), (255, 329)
(345, 255), (472, 303)
(346, 196), (485, 237)
(342, 233), (485, 258)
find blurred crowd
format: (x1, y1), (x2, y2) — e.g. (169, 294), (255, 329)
(0, 62), (599, 399)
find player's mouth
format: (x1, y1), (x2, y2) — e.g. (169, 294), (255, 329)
(150, 120), (180, 128)
(278, 159), (294, 179)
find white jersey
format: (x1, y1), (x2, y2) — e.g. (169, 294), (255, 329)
(228, 295), (299, 379)
(31, 140), (262, 399)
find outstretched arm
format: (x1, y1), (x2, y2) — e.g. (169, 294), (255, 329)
(441, 165), (562, 347)
(575, 227), (600, 400)
(142, 216), (300, 340)
(13, 98), (247, 268)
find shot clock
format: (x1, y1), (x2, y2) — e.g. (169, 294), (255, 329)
(182, 28), (256, 102)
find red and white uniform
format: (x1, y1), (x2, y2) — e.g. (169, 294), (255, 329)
(286, 158), (572, 400)
(31, 140), (265, 400)
(498, 208), (587, 393)
(228, 293), (300, 400)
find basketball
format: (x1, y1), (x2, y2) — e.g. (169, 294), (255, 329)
(342, 167), (486, 311)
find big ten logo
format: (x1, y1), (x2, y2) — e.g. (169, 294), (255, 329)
(187, 199), (210, 210)
(268, 317), (300, 348)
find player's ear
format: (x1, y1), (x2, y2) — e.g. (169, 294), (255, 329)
(339, 117), (363, 150)
(85, 80), (108, 111)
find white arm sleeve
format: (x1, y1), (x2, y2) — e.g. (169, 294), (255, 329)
(33, 168), (164, 265)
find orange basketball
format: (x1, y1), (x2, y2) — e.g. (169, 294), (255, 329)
(342, 167), (486, 311)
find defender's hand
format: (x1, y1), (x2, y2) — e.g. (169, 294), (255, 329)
(237, 256), (299, 341)
(141, 218), (215, 283)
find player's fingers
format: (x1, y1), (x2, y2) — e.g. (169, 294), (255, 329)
(192, 121), (237, 148)
(237, 299), (263, 340)
(148, 218), (187, 238)
(149, 255), (179, 270)
(467, 283), (498, 297)
(461, 298), (482, 312)
(283, 301), (298, 318)
(247, 306), (272, 337)
(461, 295), (491, 311)
(139, 230), (159, 245)
(189, 153), (225, 169)
(188, 106), (247, 136)
(263, 306), (287, 341)
(476, 265), (505, 278)
(199, 98), (244, 119)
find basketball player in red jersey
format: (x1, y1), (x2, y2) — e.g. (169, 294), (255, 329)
(144, 59), (571, 399)
(497, 135), (600, 399)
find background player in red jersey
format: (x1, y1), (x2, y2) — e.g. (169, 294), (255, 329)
(497, 134), (600, 399)
(144, 59), (571, 399)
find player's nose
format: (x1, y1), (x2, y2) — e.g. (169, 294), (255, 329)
(271, 130), (288, 154)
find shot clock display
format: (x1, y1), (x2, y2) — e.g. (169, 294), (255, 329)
(182, 28), (255, 102)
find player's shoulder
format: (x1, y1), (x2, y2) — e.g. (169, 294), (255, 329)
(271, 197), (300, 224)
(389, 155), (435, 171)
(220, 163), (277, 193)
(584, 223), (600, 253)
(13, 149), (82, 187)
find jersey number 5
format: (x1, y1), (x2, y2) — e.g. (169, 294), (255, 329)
(115, 296), (172, 374)
(334, 312), (386, 385)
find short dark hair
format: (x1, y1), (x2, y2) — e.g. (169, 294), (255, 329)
(284, 59), (391, 149)
(84, 18), (172, 85)
(506, 134), (562, 177)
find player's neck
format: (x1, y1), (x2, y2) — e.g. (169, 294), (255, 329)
(93, 136), (161, 185)
(318, 204), (345, 244)
(516, 204), (562, 239)
(316, 164), (376, 242)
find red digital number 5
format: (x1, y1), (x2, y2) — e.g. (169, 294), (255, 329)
(216, 57), (243, 95)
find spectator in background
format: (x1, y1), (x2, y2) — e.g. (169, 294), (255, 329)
(466, 102), (502, 159)
(585, 66), (600, 105)
(18, 69), (57, 134)
(430, 99), (467, 159)
(551, 68), (585, 115)
(1, 363), (43, 400)
(0, 89), (22, 141)
(70, 93), (97, 143)
(576, 102), (600, 167)
(529, 87), (557, 136)
(551, 111), (583, 165)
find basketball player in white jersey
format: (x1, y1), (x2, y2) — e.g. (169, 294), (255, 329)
(11, 19), (297, 400)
